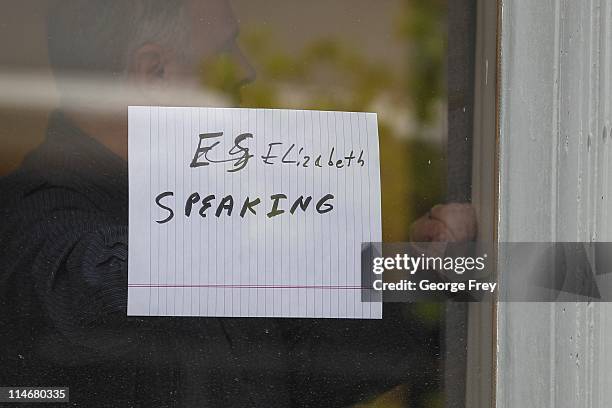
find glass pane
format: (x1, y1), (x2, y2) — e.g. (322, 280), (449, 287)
(0, 1), (456, 406)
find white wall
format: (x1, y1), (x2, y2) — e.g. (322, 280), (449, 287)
(497, 0), (612, 407)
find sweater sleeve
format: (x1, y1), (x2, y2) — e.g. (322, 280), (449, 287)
(31, 212), (128, 331)
(4, 183), (136, 357)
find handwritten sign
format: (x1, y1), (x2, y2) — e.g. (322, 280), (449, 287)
(127, 106), (382, 318)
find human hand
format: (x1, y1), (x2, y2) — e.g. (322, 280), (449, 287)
(409, 203), (477, 242)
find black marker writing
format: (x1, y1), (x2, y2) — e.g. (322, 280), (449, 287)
(316, 194), (335, 214)
(199, 194), (215, 217)
(185, 192), (200, 216)
(267, 194), (287, 218)
(190, 132), (254, 172)
(191, 133), (366, 170)
(240, 197), (261, 217)
(290, 196), (312, 214)
(216, 195), (234, 217)
(155, 191), (174, 224)
(154, 192), (336, 223)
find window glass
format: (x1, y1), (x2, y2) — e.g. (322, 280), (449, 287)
(0, 1), (451, 406)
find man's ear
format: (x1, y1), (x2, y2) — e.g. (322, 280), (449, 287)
(127, 43), (167, 84)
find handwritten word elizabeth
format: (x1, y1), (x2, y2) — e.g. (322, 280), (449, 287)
(190, 132), (365, 173)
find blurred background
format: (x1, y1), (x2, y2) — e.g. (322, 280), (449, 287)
(0, 1), (448, 406)
(0, 0), (447, 238)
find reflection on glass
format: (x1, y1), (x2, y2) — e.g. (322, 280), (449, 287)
(0, 1), (448, 406)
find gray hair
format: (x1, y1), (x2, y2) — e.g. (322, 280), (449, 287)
(47, 0), (188, 76)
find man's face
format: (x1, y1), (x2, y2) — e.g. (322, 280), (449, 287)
(160, 0), (255, 101)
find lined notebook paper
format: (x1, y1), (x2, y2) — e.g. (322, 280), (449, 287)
(127, 106), (382, 318)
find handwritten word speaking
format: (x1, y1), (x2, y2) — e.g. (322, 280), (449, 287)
(154, 192), (335, 224)
(190, 132), (365, 172)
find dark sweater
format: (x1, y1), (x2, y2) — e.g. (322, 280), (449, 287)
(0, 112), (438, 407)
